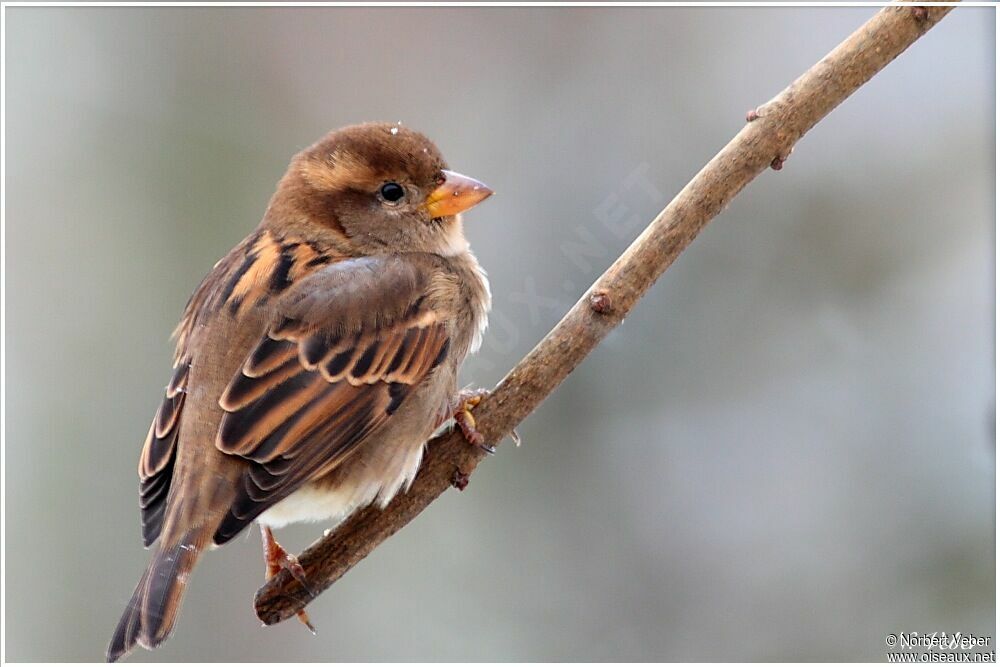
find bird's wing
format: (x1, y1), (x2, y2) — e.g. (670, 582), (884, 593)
(137, 360), (188, 546)
(211, 254), (451, 544)
(135, 238), (252, 547)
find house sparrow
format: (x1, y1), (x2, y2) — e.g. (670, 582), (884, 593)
(107, 122), (493, 662)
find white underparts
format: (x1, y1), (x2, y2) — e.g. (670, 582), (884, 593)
(469, 254), (491, 353)
(257, 441), (425, 530)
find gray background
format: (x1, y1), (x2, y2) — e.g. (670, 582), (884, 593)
(5, 6), (995, 662)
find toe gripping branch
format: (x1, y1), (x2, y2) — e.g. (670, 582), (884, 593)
(448, 388), (523, 490)
(454, 389), (493, 454)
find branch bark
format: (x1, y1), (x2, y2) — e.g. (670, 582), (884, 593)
(255, 2), (955, 624)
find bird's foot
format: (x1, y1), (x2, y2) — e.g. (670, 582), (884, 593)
(451, 388), (493, 454)
(262, 527), (309, 589)
(260, 525), (317, 634)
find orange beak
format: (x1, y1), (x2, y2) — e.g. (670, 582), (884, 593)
(423, 170), (494, 219)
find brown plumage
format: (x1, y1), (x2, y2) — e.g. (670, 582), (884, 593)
(108, 122), (493, 662)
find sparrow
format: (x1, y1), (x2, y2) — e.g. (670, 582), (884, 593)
(107, 122), (493, 662)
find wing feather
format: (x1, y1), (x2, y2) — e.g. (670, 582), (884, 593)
(211, 256), (452, 545)
(138, 359), (189, 546)
(133, 230), (345, 549)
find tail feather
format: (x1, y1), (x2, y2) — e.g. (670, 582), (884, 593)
(107, 569), (145, 662)
(106, 530), (207, 662)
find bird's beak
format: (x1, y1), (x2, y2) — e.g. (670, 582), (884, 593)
(423, 170), (494, 218)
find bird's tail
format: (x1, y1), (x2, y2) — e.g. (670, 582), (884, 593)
(106, 528), (209, 662)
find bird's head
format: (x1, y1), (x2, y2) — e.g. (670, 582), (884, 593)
(273, 122), (493, 257)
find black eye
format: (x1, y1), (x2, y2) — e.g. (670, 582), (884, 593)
(379, 182), (405, 203)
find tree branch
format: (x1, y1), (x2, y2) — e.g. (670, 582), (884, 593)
(255, 2), (955, 625)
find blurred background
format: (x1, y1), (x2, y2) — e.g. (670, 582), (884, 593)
(4, 6), (995, 662)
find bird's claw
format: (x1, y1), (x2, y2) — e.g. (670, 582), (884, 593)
(296, 611), (317, 635)
(280, 553), (311, 592)
(261, 525), (316, 633)
(452, 388), (493, 453)
(277, 555), (317, 633)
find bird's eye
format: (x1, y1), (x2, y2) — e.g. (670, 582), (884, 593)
(379, 182), (406, 203)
